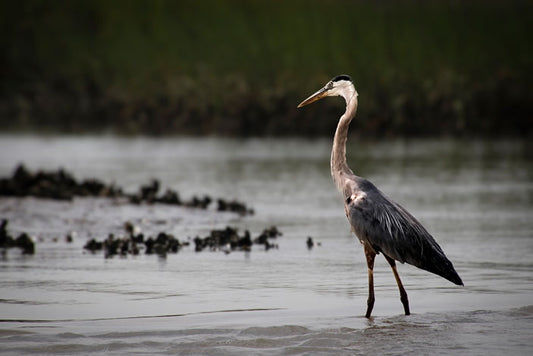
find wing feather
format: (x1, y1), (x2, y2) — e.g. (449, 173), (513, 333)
(344, 177), (463, 285)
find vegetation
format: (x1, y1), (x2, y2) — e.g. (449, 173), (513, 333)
(1, 0), (531, 136)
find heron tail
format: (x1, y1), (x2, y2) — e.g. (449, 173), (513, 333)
(418, 252), (464, 286)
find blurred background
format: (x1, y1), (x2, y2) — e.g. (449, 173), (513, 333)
(1, 0), (531, 137)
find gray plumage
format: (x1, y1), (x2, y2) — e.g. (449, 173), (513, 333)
(345, 176), (463, 286)
(298, 75), (463, 317)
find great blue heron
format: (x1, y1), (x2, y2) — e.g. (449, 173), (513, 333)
(297, 75), (463, 318)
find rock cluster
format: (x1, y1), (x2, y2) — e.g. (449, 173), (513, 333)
(193, 225), (281, 252)
(0, 165), (254, 215)
(216, 198), (254, 216)
(127, 178), (214, 210)
(0, 165), (122, 200)
(83, 222), (282, 257)
(83, 221), (188, 258)
(253, 226), (283, 250)
(192, 226), (252, 252)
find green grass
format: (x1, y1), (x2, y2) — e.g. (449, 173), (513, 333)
(1, 0), (531, 136)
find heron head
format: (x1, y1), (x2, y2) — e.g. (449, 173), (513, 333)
(297, 75), (355, 108)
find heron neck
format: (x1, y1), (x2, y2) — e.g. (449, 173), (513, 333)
(331, 91), (358, 191)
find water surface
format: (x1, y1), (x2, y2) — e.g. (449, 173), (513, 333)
(0, 135), (532, 355)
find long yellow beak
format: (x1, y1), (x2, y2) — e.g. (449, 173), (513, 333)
(297, 87), (329, 108)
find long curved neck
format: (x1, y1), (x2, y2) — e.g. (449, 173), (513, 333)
(331, 88), (358, 191)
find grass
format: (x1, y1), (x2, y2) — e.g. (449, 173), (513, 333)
(0, 0), (531, 136)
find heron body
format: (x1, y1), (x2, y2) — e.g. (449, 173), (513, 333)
(298, 75), (463, 317)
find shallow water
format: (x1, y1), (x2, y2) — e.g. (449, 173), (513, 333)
(0, 135), (532, 355)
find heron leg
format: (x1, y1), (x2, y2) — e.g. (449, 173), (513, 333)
(384, 255), (410, 315)
(364, 244), (376, 318)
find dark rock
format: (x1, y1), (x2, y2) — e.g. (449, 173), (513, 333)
(0, 219), (13, 247)
(129, 181), (184, 207)
(1, 165), (254, 214)
(306, 236), (321, 249)
(0, 164), (121, 201)
(149, 232), (182, 255)
(167, 235), (181, 253)
(264, 240), (278, 251)
(15, 233), (35, 254)
(13, 165), (32, 188)
(254, 227), (279, 244)
(78, 179), (105, 196)
(217, 198), (254, 216)
(238, 230), (253, 251)
(84, 238), (103, 251)
(262, 226), (282, 238)
(103, 234), (119, 257)
(128, 194), (142, 204)
(129, 242), (140, 255)
(80, 221), (281, 257)
(144, 237), (155, 254)
(185, 195), (212, 209)
(0, 219), (35, 254)
(157, 189), (181, 205)
(99, 233), (132, 258)
(140, 179), (160, 203)
(252, 226), (282, 250)
(132, 233), (144, 243)
(193, 236), (204, 252)
(153, 242), (167, 257)
(193, 226), (270, 252)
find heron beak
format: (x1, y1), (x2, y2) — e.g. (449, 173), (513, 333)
(297, 87), (329, 108)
